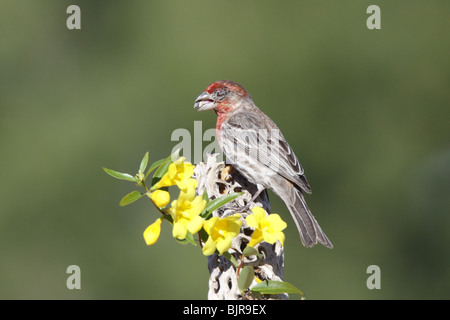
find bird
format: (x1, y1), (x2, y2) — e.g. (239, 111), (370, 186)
(193, 80), (333, 249)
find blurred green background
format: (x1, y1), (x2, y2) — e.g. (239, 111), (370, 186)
(1, 0), (449, 299)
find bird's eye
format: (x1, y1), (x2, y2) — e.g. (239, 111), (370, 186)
(215, 88), (229, 100)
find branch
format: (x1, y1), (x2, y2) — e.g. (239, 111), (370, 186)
(194, 154), (287, 300)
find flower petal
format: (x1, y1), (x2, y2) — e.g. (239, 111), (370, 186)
(202, 236), (217, 256)
(143, 218), (163, 245)
(250, 206), (267, 217)
(203, 217), (218, 235)
(176, 177), (197, 191)
(248, 229), (263, 247)
(187, 215), (204, 234)
(267, 214), (287, 231)
(274, 231), (285, 246)
(172, 220), (188, 240)
(262, 230), (278, 244)
(246, 214), (258, 229)
(178, 162), (195, 180)
(177, 178), (198, 201)
(216, 236), (233, 254)
(150, 190), (170, 208)
(168, 162), (178, 180)
(152, 172), (172, 189)
(185, 196), (206, 215)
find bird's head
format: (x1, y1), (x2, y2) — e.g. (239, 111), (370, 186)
(194, 80), (252, 113)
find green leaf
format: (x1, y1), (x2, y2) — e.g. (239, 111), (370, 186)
(202, 190), (210, 203)
(103, 167), (137, 182)
(139, 152), (149, 174)
(151, 162), (172, 188)
(148, 149), (181, 183)
(201, 192), (244, 219)
(250, 280), (304, 295)
(145, 157), (167, 180)
(150, 154), (175, 188)
(222, 252), (239, 268)
(161, 213), (173, 225)
(119, 191), (143, 206)
(153, 158), (171, 179)
(242, 246), (263, 258)
(238, 266), (255, 293)
(176, 231), (196, 246)
(184, 231), (196, 246)
(198, 228), (209, 247)
(176, 238), (189, 245)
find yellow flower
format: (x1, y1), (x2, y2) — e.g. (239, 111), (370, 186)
(143, 217), (163, 245)
(149, 190), (170, 208)
(246, 207), (287, 247)
(168, 178), (206, 240)
(152, 157), (195, 190)
(202, 214), (242, 256)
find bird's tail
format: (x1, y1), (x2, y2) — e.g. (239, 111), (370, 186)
(276, 183), (333, 249)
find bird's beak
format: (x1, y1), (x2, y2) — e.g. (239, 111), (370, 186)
(194, 92), (215, 111)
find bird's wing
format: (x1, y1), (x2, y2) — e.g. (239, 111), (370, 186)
(221, 110), (312, 194)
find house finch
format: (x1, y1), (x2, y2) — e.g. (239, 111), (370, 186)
(194, 80), (333, 248)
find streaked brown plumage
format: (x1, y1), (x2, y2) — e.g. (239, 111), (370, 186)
(194, 80), (332, 248)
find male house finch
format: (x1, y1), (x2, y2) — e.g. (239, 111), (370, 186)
(194, 80), (333, 249)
